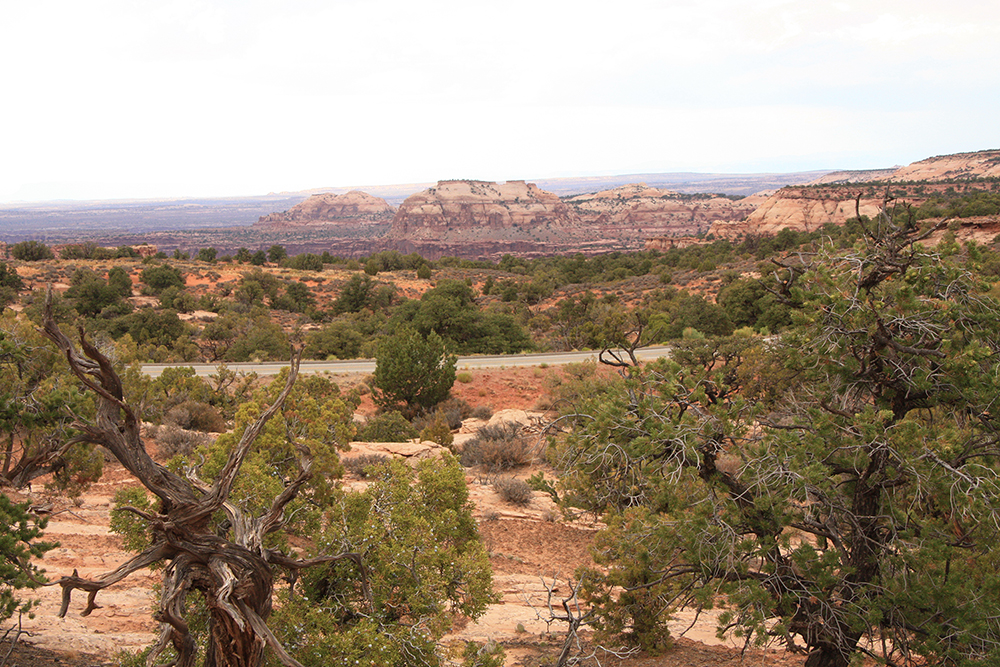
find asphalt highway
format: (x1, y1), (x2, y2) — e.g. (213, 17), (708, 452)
(141, 346), (672, 378)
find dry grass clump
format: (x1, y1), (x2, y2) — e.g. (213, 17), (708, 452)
(493, 476), (533, 506)
(470, 405), (493, 420)
(344, 453), (391, 478)
(460, 422), (534, 471)
(164, 400), (226, 433)
(152, 424), (212, 459)
(434, 396), (474, 429)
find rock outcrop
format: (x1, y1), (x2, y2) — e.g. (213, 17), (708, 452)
(383, 180), (754, 258)
(256, 190), (395, 227)
(389, 180), (577, 238)
(566, 184), (754, 237)
(808, 168), (900, 185)
(889, 149), (1000, 182)
(709, 186), (884, 238)
(709, 150), (1000, 238)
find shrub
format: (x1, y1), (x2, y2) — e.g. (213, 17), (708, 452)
(418, 410), (454, 447)
(271, 456), (498, 666)
(456, 371), (473, 383)
(460, 422), (534, 470)
(357, 411), (418, 443)
(140, 264), (185, 293)
(152, 424), (212, 459)
(343, 453), (391, 478)
(436, 395), (473, 429)
(471, 405), (493, 420)
(10, 240), (54, 261)
(372, 327), (456, 418)
(164, 400), (226, 433)
(0, 495), (53, 625)
(0, 262), (24, 291)
(493, 477), (533, 506)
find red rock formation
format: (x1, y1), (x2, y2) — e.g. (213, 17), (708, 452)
(131, 244), (158, 258)
(566, 184), (753, 237)
(256, 191), (395, 227)
(389, 180), (577, 238)
(643, 237), (713, 251)
(709, 186), (884, 238)
(712, 150), (1000, 239)
(889, 149), (1000, 182)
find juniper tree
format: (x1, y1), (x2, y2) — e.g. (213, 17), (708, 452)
(559, 210), (1000, 666)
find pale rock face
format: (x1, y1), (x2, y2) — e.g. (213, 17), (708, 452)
(390, 181), (753, 246)
(889, 150), (1000, 182)
(566, 183), (753, 236)
(389, 180), (577, 238)
(256, 190), (395, 226)
(710, 150), (1000, 238)
(709, 187), (882, 238)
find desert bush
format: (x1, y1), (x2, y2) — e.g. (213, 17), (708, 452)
(435, 395), (473, 429)
(343, 453), (391, 478)
(418, 410), (454, 447)
(527, 471), (559, 502)
(456, 371), (473, 383)
(471, 405), (493, 420)
(164, 400), (226, 433)
(357, 411), (418, 443)
(493, 476), (533, 506)
(153, 424), (212, 459)
(372, 327), (455, 418)
(139, 264), (185, 294)
(460, 422), (533, 470)
(10, 240), (54, 261)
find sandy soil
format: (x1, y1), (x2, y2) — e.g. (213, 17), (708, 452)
(7, 367), (806, 667)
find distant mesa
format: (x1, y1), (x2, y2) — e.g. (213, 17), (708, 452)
(565, 183), (754, 236)
(256, 190), (395, 227)
(709, 149), (1000, 239)
(389, 180), (753, 239)
(7, 149), (1000, 262)
(389, 180), (577, 238)
(888, 149), (1000, 182)
(709, 186), (885, 238)
(807, 168), (900, 186)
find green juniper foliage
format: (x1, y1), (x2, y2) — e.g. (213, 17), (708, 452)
(557, 214), (1000, 667)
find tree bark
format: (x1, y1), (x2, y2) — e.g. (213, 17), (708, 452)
(38, 290), (345, 667)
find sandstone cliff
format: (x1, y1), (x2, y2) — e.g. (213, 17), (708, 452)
(709, 186), (884, 238)
(808, 168), (900, 185)
(888, 149), (1000, 182)
(256, 191), (395, 227)
(566, 184), (754, 237)
(387, 180), (753, 253)
(389, 180), (577, 238)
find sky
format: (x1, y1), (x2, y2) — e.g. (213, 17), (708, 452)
(2, 0), (998, 203)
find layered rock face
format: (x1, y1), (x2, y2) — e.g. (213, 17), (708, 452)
(389, 180), (577, 238)
(566, 184), (754, 236)
(889, 150), (1000, 182)
(256, 191), (395, 227)
(709, 186), (884, 238)
(709, 149), (1000, 239)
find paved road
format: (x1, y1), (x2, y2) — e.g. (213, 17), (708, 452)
(141, 346), (672, 378)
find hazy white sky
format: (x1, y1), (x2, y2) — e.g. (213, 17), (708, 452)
(2, 0), (998, 202)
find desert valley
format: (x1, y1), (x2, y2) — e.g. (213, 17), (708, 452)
(3, 148), (1000, 667)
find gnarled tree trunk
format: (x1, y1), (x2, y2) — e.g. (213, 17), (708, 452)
(39, 291), (365, 667)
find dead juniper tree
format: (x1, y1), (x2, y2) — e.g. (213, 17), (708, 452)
(39, 295), (366, 667)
